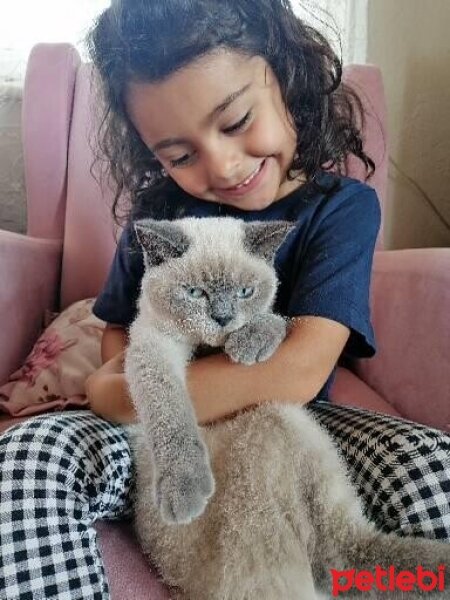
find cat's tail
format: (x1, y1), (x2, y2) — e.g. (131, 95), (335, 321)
(344, 526), (449, 571)
(333, 525), (449, 598)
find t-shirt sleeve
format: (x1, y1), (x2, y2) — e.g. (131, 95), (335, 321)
(92, 224), (144, 327)
(287, 186), (381, 359)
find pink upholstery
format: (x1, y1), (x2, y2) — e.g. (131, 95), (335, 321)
(61, 62), (120, 308)
(1, 43), (449, 598)
(355, 248), (450, 432)
(96, 522), (171, 600)
(330, 367), (402, 418)
(0, 230), (61, 383)
(22, 44), (81, 240)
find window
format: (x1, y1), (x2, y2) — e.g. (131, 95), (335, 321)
(293, 0), (368, 65)
(0, 1), (367, 85)
(0, 0), (110, 84)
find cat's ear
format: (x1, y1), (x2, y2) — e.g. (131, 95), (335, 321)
(243, 221), (295, 263)
(134, 219), (190, 267)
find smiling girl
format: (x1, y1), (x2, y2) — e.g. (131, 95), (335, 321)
(1, 1), (449, 598)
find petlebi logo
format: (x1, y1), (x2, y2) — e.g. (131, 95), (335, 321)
(330, 565), (446, 596)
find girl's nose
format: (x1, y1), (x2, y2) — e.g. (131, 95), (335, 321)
(204, 142), (242, 186)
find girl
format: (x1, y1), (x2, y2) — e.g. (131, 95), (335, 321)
(1, 1), (449, 599)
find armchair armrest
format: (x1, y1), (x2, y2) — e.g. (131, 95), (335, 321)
(0, 230), (62, 384)
(354, 248), (450, 432)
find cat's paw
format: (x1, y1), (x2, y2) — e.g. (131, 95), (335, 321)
(224, 314), (287, 365)
(154, 440), (215, 525)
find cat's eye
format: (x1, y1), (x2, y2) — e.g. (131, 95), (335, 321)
(183, 285), (206, 299)
(236, 287), (254, 299)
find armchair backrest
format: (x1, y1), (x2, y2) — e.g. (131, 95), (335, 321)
(22, 44), (388, 310)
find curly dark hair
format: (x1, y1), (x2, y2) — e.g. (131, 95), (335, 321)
(87, 0), (375, 224)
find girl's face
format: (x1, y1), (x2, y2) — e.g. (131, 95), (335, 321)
(126, 50), (303, 211)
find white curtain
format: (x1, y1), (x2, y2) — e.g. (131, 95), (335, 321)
(0, 0), (367, 85)
(293, 0), (368, 64)
(0, 0), (110, 85)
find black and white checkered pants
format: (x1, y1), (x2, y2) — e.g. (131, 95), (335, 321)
(1, 405), (449, 599)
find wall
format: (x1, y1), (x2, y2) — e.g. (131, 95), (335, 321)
(0, 85), (26, 233)
(367, 0), (450, 249)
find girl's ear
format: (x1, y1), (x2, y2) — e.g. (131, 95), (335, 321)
(243, 221), (295, 263)
(134, 219), (191, 266)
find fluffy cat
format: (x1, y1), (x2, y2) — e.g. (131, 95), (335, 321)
(125, 216), (292, 525)
(125, 216), (449, 600)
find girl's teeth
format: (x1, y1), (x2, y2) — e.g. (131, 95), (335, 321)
(236, 162), (262, 188)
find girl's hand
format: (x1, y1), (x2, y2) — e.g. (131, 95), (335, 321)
(102, 350), (125, 372)
(85, 351), (137, 424)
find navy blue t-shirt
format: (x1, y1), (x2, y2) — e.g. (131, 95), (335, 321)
(93, 171), (381, 400)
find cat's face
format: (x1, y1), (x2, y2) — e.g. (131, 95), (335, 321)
(135, 217), (293, 345)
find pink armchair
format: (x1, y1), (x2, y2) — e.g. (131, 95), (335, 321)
(0, 44), (449, 598)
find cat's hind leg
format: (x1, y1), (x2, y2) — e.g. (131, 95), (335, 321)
(200, 559), (321, 600)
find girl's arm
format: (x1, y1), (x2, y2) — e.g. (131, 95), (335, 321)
(188, 316), (349, 424)
(85, 324), (136, 423)
(86, 317), (349, 425)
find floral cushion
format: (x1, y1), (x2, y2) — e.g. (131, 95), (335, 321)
(0, 298), (105, 416)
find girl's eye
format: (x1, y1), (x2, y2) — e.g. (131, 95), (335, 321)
(236, 287), (254, 299)
(183, 285), (205, 299)
(167, 111), (252, 167)
(170, 153), (192, 168)
(223, 111), (252, 134)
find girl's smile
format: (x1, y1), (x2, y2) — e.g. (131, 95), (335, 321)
(213, 157), (268, 201)
(126, 51), (305, 210)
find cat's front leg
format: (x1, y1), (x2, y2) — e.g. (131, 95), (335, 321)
(224, 313), (288, 365)
(154, 424), (215, 525)
(125, 337), (215, 525)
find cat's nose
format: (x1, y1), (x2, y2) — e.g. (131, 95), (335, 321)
(212, 314), (233, 327)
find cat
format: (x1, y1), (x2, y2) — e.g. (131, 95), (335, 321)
(125, 216), (293, 525)
(125, 216), (450, 600)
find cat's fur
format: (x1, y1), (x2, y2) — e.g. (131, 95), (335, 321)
(125, 216), (292, 525)
(126, 216), (450, 600)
